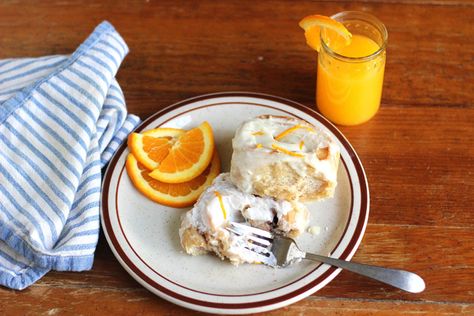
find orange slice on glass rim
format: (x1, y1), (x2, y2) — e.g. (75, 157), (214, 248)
(299, 14), (352, 52)
(128, 127), (185, 170)
(126, 151), (221, 208)
(148, 121), (215, 183)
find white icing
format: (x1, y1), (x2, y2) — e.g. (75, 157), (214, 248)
(179, 173), (307, 265)
(307, 226), (321, 235)
(230, 116), (340, 195)
(181, 173), (293, 233)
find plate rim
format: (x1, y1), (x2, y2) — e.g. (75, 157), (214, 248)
(100, 92), (370, 314)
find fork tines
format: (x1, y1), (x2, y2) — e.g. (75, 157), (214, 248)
(228, 222), (274, 240)
(226, 222), (274, 248)
(226, 222), (276, 264)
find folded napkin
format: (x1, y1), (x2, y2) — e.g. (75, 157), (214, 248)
(0, 21), (140, 290)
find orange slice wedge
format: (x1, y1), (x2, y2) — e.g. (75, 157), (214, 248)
(299, 14), (352, 52)
(128, 128), (185, 170)
(149, 121), (215, 183)
(126, 151), (221, 208)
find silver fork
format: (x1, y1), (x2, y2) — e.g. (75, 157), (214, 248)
(227, 222), (425, 293)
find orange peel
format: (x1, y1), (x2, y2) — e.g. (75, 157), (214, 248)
(299, 14), (352, 52)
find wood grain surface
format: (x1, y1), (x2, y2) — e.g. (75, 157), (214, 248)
(1, 0), (473, 315)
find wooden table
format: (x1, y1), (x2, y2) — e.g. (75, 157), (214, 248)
(1, 1), (473, 315)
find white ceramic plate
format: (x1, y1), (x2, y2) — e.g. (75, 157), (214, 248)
(101, 92), (369, 314)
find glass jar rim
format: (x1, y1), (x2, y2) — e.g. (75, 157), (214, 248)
(320, 11), (388, 63)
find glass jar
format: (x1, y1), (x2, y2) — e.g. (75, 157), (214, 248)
(316, 11), (388, 126)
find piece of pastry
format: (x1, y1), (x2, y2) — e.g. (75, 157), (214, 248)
(230, 115), (340, 201)
(179, 173), (309, 265)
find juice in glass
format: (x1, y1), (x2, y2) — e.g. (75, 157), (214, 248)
(317, 12), (388, 126)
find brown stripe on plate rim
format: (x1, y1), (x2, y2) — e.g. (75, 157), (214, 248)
(113, 114), (353, 296)
(101, 92), (369, 310)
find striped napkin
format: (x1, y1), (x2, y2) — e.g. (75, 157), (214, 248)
(0, 21), (140, 290)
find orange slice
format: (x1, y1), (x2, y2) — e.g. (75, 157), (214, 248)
(126, 151), (221, 208)
(299, 15), (352, 52)
(149, 122), (215, 183)
(128, 128), (185, 170)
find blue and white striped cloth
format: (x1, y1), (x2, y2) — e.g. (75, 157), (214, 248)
(0, 21), (140, 290)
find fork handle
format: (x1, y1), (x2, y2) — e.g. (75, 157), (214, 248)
(303, 253), (425, 293)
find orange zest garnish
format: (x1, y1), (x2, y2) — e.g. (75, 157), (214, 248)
(256, 143), (263, 148)
(214, 191), (227, 219)
(275, 124), (303, 140)
(275, 124), (314, 140)
(252, 131), (265, 136)
(271, 144), (304, 157)
(299, 15), (352, 52)
(299, 140), (305, 150)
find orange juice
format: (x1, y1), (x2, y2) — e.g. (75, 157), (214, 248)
(316, 12), (387, 126)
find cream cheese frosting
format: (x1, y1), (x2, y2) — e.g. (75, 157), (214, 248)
(179, 173), (309, 265)
(230, 115), (340, 200)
